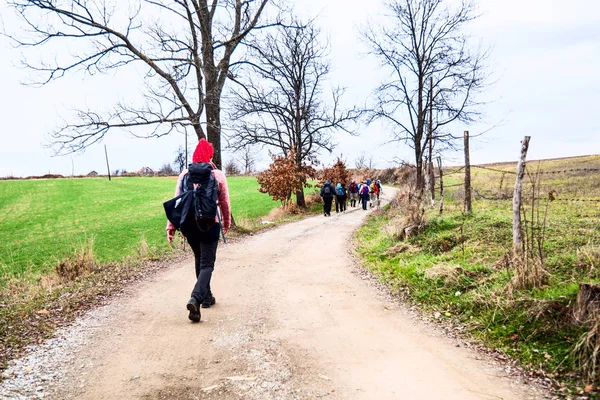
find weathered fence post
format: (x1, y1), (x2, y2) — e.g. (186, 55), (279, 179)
(512, 136), (531, 255)
(463, 131), (471, 213)
(437, 156), (444, 216)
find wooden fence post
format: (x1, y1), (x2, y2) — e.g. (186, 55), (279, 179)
(437, 156), (444, 216)
(463, 131), (471, 213)
(512, 136), (531, 255)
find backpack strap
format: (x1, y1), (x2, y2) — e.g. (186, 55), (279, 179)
(181, 173), (194, 193)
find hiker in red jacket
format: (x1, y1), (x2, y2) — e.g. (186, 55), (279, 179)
(348, 180), (359, 207)
(166, 139), (231, 322)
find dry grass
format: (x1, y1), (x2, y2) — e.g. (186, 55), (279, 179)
(384, 189), (426, 240)
(578, 243), (600, 272)
(573, 313), (600, 383)
(507, 253), (548, 296)
(304, 192), (322, 208)
(265, 206), (289, 221)
(55, 238), (97, 283)
(137, 237), (149, 257)
(424, 263), (463, 285)
(383, 242), (420, 256)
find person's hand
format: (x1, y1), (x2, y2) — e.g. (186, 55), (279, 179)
(167, 228), (176, 243)
(223, 226), (229, 235)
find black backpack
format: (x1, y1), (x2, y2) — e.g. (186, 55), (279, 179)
(323, 184), (332, 196)
(164, 163), (219, 234)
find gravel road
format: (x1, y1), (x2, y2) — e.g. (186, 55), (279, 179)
(1, 188), (549, 399)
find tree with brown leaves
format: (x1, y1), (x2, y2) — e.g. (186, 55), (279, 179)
(257, 151), (316, 208)
(320, 158), (351, 187)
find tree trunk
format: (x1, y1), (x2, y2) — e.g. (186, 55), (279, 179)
(205, 95), (222, 169)
(296, 188), (306, 208)
(415, 147), (424, 196)
(429, 76), (435, 202)
(295, 157), (306, 207)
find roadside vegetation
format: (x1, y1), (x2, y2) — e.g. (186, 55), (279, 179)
(356, 155), (600, 398)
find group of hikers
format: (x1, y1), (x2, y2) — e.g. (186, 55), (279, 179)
(319, 179), (382, 216)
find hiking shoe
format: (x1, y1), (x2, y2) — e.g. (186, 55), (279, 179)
(202, 295), (216, 309)
(187, 297), (201, 322)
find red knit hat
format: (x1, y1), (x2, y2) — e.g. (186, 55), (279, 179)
(192, 138), (214, 163)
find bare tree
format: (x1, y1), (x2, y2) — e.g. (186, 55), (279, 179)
(363, 0), (487, 193)
(159, 162), (176, 175)
(173, 145), (189, 173)
(6, 0), (283, 169)
(236, 146), (256, 175)
(367, 154), (376, 170)
(355, 152), (367, 170)
(228, 20), (360, 206)
(224, 159), (241, 176)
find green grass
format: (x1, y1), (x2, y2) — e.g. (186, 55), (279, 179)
(0, 176), (280, 282)
(356, 155), (600, 395)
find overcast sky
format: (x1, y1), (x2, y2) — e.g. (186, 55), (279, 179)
(0, 0), (599, 177)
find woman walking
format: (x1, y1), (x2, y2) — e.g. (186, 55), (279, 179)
(166, 139), (231, 322)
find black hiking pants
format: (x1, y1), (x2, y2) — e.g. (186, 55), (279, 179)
(185, 224), (220, 303)
(323, 196), (333, 215)
(336, 195), (346, 212)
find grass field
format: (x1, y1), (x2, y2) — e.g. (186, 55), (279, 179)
(0, 175), (280, 282)
(356, 155), (600, 395)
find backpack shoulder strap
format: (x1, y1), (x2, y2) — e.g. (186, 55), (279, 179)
(180, 173), (194, 193)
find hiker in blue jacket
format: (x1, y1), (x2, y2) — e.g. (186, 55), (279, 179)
(335, 183), (347, 213)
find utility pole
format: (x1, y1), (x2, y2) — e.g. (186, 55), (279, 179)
(104, 145), (111, 181)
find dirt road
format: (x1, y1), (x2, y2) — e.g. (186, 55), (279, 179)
(2, 189), (547, 399)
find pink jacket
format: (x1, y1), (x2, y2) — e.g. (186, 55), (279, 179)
(165, 165), (231, 232)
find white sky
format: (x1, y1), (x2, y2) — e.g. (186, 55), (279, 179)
(0, 0), (599, 177)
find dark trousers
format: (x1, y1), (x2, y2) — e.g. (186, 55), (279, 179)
(336, 195), (346, 212)
(361, 196), (368, 210)
(323, 196), (333, 215)
(186, 225), (220, 302)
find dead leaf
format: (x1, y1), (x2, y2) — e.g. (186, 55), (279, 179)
(36, 309), (50, 315)
(585, 385), (594, 393)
